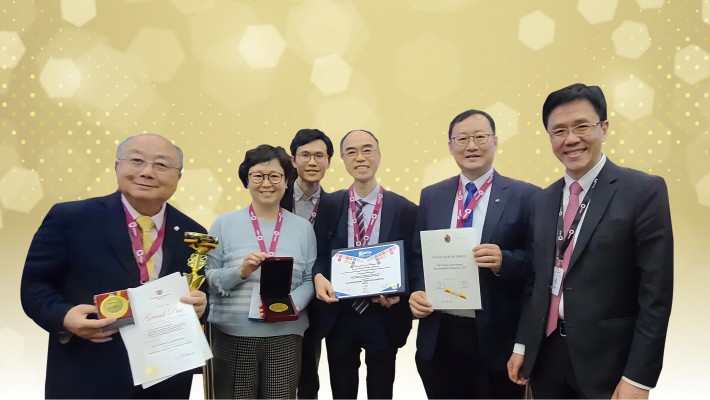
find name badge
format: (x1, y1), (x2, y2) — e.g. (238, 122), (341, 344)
(551, 266), (564, 296)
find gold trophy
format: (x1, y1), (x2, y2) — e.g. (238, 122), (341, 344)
(183, 232), (219, 291)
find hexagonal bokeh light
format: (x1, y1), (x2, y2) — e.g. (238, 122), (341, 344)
(60, 0), (96, 27)
(612, 20), (651, 59)
(485, 102), (519, 143)
(127, 27), (186, 83)
(673, 44), (710, 85)
(39, 58), (82, 98)
(518, 10), (555, 51)
(395, 33), (461, 104)
(0, 31), (25, 69)
(171, 0), (215, 14)
(238, 25), (287, 69)
(613, 77), (655, 121)
(636, 0), (665, 9)
(696, 171), (710, 208)
(0, 144), (21, 178)
(577, 0), (619, 24)
(286, 0), (369, 62)
(0, 167), (43, 213)
(171, 168), (223, 229)
(311, 54), (352, 96)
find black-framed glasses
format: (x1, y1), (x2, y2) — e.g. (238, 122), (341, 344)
(450, 133), (494, 147)
(342, 147), (378, 159)
(296, 152), (328, 163)
(548, 121), (604, 142)
(117, 158), (180, 173)
(248, 172), (284, 184)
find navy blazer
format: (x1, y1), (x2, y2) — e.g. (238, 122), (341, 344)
(20, 191), (207, 399)
(517, 160), (673, 398)
(410, 171), (539, 370)
(312, 188), (418, 350)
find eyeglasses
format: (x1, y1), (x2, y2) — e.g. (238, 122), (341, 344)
(296, 152), (328, 163)
(117, 158), (180, 173)
(450, 134), (494, 147)
(248, 172), (284, 184)
(548, 121), (604, 142)
(342, 147), (378, 159)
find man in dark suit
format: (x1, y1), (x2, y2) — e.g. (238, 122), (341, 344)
(21, 134), (208, 399)
(408, 110), (539, 399)
(280, 128), (334, 399)
(507, 83), (674, 399)
(312, 129), (417, 399)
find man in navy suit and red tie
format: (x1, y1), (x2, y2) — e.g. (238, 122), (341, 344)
(280, 128), (334, 399)
(507, 83), (674, 399)
(312, 129), (417, 399)
(408, 110), (539, 399)
(21, 134), (208, 399)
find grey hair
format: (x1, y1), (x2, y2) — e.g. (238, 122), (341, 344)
(116, 134), (184, 170)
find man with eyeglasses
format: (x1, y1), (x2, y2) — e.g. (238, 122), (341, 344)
(279, 128), (334, 399)
(507, 83), (673, 399)
(311, 129), (417, 399)
(21, 134), (208, 399)
(407, 110), (539, 399)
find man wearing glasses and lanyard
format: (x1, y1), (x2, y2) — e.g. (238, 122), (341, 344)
(408, 110), (539, 399)
(21, 134), (208, 399)
(281, 128), (334, 399)
(312, 129), (417, 399)
(507, 83), (674, 399)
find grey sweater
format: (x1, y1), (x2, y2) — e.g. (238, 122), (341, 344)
(205, 208), (316, 337)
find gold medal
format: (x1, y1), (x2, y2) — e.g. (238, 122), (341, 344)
(100, 293), (129, 318)
(269, 302), (288, 313)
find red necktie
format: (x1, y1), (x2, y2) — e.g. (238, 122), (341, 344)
(545, 181), (583, 336)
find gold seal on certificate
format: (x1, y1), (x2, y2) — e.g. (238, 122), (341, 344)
(183, 232), (219, 291)
(268, 302), (289, 313)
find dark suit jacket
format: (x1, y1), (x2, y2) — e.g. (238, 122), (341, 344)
(312, 188), (418, 350)
(409, 171), (539, 370)
(20, 191), (207, 399)
(518, 160), (673, 398)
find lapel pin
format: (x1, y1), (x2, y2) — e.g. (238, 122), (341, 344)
(495, 198), (500, 203)
(174, 226), (180, 231)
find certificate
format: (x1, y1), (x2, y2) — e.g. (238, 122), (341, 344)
(420, 228), (481, 310)
(330, 241), (406, 299)
(120, 272), (212, 387)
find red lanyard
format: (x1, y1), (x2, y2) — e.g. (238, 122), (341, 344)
(123, 206), (166, 283)
(348, 185), (384, 246)
(293, 192), (319, 224)
(456, 174), (494, 228)
(248, 204), (284, 256)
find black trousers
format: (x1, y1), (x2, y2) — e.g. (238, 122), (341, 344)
(324, 310), (398, 399)
(530, 321), (583, 399)
(416, 313), (524, 399)
(297, 323), (322, 399)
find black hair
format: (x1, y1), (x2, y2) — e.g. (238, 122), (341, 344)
(447, 110), (496, 139)
(238, 144), (296, 187)
(289, 129), (334, 158)
(542, 83), (607, 129)
(339, 129), (379, 155)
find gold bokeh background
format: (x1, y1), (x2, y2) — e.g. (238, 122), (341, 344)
(2, 0), (708, 398)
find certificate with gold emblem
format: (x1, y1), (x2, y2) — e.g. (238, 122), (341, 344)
(420, 228), (481, 310)
(330, 240), (406, 299)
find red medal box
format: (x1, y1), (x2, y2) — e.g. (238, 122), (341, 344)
(260, 257), (298, 322)
(94, 290), (134, 329)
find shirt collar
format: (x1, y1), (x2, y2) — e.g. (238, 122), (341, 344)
(293, 179), (321, 203)
(353, 183), (381, 205)
(564, 154), (607, 192)
(121, 194), (166, 229)
(459, 167), (495, 189)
